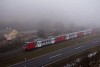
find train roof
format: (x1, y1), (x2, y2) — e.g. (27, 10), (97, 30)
(25, 41), (35, 43)
(34, 38), (44, 41)
(48, 36), (56, 38)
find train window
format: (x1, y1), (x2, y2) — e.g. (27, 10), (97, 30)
(43, 41), (45, 43)
(24, 43), (27, 45)
(45, 41), (46, 43)
(42, 41), (44, 43)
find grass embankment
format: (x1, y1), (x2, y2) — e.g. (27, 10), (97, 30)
(1, 34), (100, 67)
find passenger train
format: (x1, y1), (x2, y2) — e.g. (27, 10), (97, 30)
(23, 29), (93, 51)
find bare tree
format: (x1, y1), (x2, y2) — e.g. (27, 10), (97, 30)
(37, 20), (52, 38)
(53, 22), (66, 35)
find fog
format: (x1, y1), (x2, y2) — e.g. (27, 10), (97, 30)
(0, 0), (100, 30)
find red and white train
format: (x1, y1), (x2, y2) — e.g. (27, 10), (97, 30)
(23, 29), (93, 51)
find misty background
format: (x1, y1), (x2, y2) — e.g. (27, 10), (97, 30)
(0, 0), (100, 31)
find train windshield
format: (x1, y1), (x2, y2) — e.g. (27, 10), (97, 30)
(24, 42), (28, 46)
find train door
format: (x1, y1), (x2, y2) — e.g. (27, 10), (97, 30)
(83, 31), (87, 35)
(43, 40), (47, 46)
(69, 33), (72, 39)
(66, 34), (69, 40)
(51, 38), (55, 44)
(75, 32), (77, 38)
(46, 39), (50, 45)
(37, 41), (42, 47)
(72, 33), (74, 38)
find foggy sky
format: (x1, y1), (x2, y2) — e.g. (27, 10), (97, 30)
(0, 0), (100, 26)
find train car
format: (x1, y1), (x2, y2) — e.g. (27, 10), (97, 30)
(36, 38), (44, 47)
(72, 32), (77, 38)
(69, 33), (72, 39)
(41, 39), (52, 46)
(60, 35), (66, 41)
(77, 31), (84, 37)
(50, 37), (55, 44)
(83, 29), (92, 35)
(48, 36), (56, 44)
(68, 32), (77, 39)
(23, 41), (36, 51)
(55, 35), (66, 43)
(36, 40), (42, 47)
(23, 29), (93, 51)
(84, 30), (90, 35)
(83, 30), (88, 35)
(36, 37), (56, 47)
(88, 29), (92, 34)
(75, 32), (78, 38)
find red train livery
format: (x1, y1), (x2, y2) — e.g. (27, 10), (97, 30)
(55, 35), (66, 43)
(23, 42), (36, 50)
(77, 31), (84, 37)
